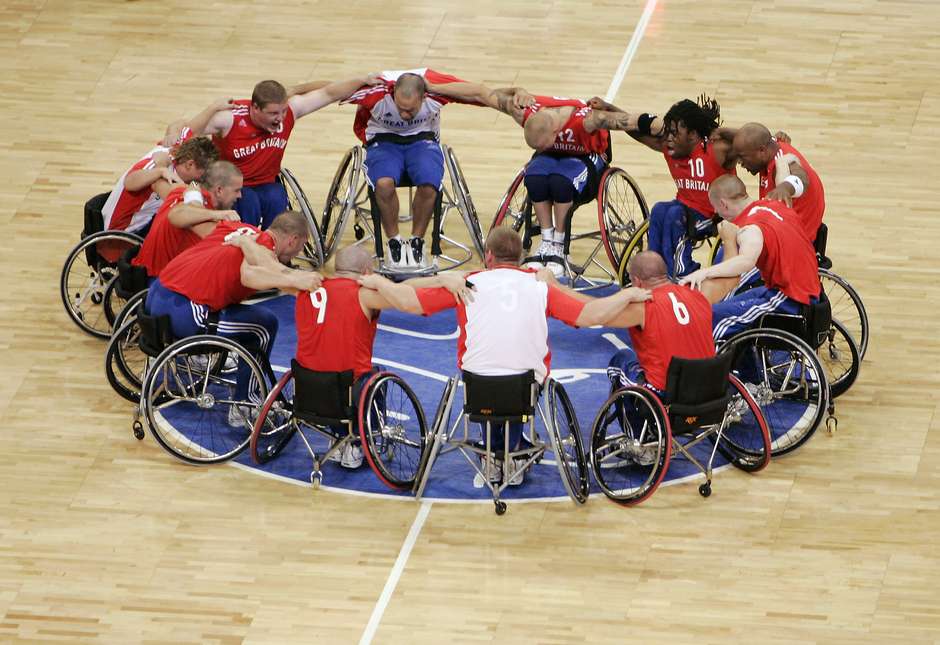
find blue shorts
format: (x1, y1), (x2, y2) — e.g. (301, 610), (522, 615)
(711, 285), (802, 341)
(647, 199), (713, 279)
(524, 153), (606, 195)
(364, 139), (444, 189)
(235, 181), (288, 230)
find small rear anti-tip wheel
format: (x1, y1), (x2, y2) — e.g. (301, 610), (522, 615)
(311, 470), (322, 489)
(494, 501), (507, 515)
(133, 420), (145, 440)
(699, 482), (712, 498)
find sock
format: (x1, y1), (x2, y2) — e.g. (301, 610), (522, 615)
(540, 227), (555, 242)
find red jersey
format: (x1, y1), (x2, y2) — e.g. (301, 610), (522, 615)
(415, 266), (585, 384)
(759, 140), (825, 241)
(524, 97), (609, 157)
(159, 221), (275, 311)
(664, 140), (735, 216)
(344, 68), (470, 143)
(102, 146), (167, 233)
(132, 185), (210, 277)
(628, 284), (715, 391)
(215, 100), (295, 186)
(733, 199), (821, 304)
(295, 278), (377, 378)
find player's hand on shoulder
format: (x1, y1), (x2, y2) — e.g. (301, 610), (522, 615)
(364, 72), (384, 86)
(680, 268), (709, 291)
(587, 96), (608, 110)
(535, 267), (558, 284)
(622, 287), (652, 302)
(774, 130), (791, 144)
(512, 89), (536, 109)
(764, 185), (793, 207)
(215, 209), (241, 222)
(299, 271), (323, 292)
(161, 166), (183, 184)
(717, 220), (740, 242)
(357, 273), (386, 290)
(211, 97), (236, 112)
(438, 271), (475, 305)
(223, 230), (258, 247)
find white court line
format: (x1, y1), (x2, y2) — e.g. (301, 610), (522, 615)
(604, 0), (660, 102)
(359, 501), (433, 645)
(360, 7), (658, 638)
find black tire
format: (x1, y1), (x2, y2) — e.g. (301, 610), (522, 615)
(320, 147), (363, 260)
(359, 372), (428, 490)
(249, 370), (298, 464)
(140, 336), (268, 464)
(616, 220), (650, 286)
(105, 317), (146, 403)
(718, 328), (828, 457)
(111, 290), (147, 339)
(597, 167), (649, 271)
(819, 268), (869, 360)
(712, 375), (772, 473)
(545, 380), (589, 504)
(280, 168), (325, 269)
(820, 318), (860, 398)
(490, 168), (529, 238)
(589, 386), (671, 505)
(444, 145), (486, 260)
(102, 275), (130, 330)
(60, 230), (142, 338)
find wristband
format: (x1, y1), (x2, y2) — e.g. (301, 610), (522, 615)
(782, 175), (804, 198)
(637, 113), (656, 137)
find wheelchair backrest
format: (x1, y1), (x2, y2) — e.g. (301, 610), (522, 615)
(759, 292), (831, 350)
(136, 302), (176, 359)
(83, 192), (110, 238)
(290, 359), (355, 424)
(814, 223), (828, 257)
(463, 370), (536, 422)
(116, 246), (148, 299)
(664, 353), (733, 431)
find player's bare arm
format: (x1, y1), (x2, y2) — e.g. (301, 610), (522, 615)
(240, 259), (322, 293)
(167, 202), (238, 229)
(576, 287), (652, 327)
(290, 76), (380, 119)
(766, 154), (810, 206)
(223, 232), (282, 270)
(592, 98), (664, 150)
(583, 109), (638, 133)
(162, 97), (236, 145)
(681, 225), (763, 290)
(357, 273), (425, 314)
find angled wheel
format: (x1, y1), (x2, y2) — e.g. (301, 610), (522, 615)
(111, 290), (147, 339)
(320, 146), (364, 260)
(545, 379), (589, 504)
(60, 230), (142, 338)
(105, 316), (147, 403)
(718, 328), (828, 457)
(250, 370), (298, 464)
(102, 276), (133, 330)
(820, 318), (860, 398)
(358, 371), (428, 490)
(819, 268), (868, 360)
(712, 375), (771, 472)
(597, 167), (649, 270)
(444, 145), (485, 260)
(590, 386), (671, 506)
(280, 168), (325, 269)
(616, 219), (650, 286)
(491, 167), (530, 238)
(140, 336), (268, 464)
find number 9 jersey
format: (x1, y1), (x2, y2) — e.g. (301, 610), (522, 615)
(628, 283), (715, 391)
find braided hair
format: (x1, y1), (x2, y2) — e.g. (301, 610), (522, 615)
(663, 94), (722, 149)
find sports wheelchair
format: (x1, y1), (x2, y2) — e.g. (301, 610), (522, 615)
(61, 192), (143, 338)
(248, 362), (428, 489)
(316, 144), (485, 274)
(103, 247), (152, 403)
(279, 167), (326, 269)
(491, 151), (648, 289)
(129, 298), (278, 464)
(591, 352), (771, 505)
(414, 370), (589, 515)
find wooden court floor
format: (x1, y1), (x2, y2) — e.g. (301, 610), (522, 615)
(1, 0), (939, 642)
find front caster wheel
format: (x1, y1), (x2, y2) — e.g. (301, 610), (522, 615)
(699, 483), (712, 498)
(132, 421), (145, 440)
(494, 501), (507, 515)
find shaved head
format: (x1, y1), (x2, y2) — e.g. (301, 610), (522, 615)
(393, 73), (426, 98)
(733, 122), (777, 175)
(334, 245), (373, 274)
(709, 174), (747, 203)
(627, 251), (668, 283)
(524, 111), (555, 150)
(734, 122), (773, 151)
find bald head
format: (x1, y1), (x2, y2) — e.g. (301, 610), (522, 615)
(708, 175), (750, 221)
(393, 73), (426, 98)
(203, 160), (242, 190)
(485, 227), (523, 265)
(627, 252), (668, 285)
(524, 110), (555, 150)
(733, 122), (777, 174)
(334, 245), (373, 275)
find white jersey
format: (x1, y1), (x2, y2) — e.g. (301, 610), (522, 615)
(101, 145), (169, 233)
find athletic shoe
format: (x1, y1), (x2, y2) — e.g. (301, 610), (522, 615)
(328, 442), (363, 469)
(472, 458), (502, 488)
(227, 404), (256, 431)
(507, 459), (527, 486)
(535, 239), (554, 260)
(409, 236), (426, 268)
(387, 237), (406, 269)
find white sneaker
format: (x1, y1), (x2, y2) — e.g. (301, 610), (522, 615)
(408, 236), (427, 268)
(472, 458), (502, 488)
(386, 237), (407, 269)
(328, 442), (363, 469)
(535, 239), (554, 259)
(507, 459), (526, 486)
(227, 404), (255, 430)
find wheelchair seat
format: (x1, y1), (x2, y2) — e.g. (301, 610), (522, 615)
(290, 359), (355, 429)
(116, 246), (149, 300)
(136, 307), (176, 358)
(462, 369), (537, 424)
(83, 192), (110, 239)
(759, 292), (832, 350)
(664, 353), (734, 434)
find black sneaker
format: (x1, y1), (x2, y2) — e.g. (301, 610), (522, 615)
(409, 236), (425, 267)
(387, 237), (405, 268)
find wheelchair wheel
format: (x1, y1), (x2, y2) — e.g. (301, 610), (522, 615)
(320, 146), (363, 260)
(250, 370), (298, 464)
(616, 220), (650, 286)
(359, 371), (428, 490)
(718, 328), (828, 457)
(545, 380), (589, 504)
(819, 268), (869, 360)
(708, 237), (723, 266)
(60, 230), (142, 338)
(140, 335), (269, 464)
(101, 276), (132, 330)
(590, 386), (671, 506)
(597, 167), (649, 270)
(105, 317), (147, 403)
(491, 167), (529, 237)
(280, 168), (325, 269)
(712, 375), (771, 473)
(444, 145), (486, 260)
(820, 318), (860, 398)
(111, 290), (147, 338)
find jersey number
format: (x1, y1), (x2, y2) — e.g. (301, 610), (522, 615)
(688, 157), (705, 178)
(668, 292), (690, 325)
(557, 128), (576, 143)
(309, 288), (327, 324)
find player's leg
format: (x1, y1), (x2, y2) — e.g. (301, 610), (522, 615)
(403, 140), (445, 268)
(364, 142), (406, 266)
(256, 180), (289, 230)
(607, 341), (646, 391)
(216, 303), (279, 405)
(647, 199), (688, 279)
(711, 286), (801, 342)
(523, 154), (560, 265)
(234, 186), (263, 228)
(144, 279), (204, 339)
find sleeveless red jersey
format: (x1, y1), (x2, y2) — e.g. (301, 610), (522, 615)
(733, 199), (821, 304)
(214, 100), (295, 186)
(759, 141), (825, 240)
(295, 278), (378, 378)
(524, 97), (609, 157)
(664, 140), (735, 216)
(159, 221), (275, 311)
(628, 283), (715, 391)
(132, 185), (210, 277)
